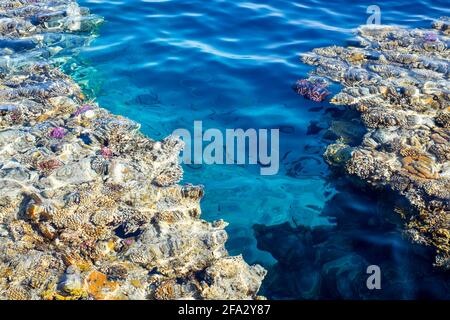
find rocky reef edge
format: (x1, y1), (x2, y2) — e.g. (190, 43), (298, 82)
(0, 0), (266, 300)
(302, 18), (450, 269)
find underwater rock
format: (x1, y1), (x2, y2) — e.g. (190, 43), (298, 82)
(0, 0), (265, 300)
(301, 17), (450, 268)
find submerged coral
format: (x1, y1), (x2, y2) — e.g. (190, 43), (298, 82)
(0, 0), (265, 300)
(293, 78), (331, 102)
(302, 18), (450, 268)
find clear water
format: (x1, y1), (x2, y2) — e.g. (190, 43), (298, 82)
(72, 0), (450, 299)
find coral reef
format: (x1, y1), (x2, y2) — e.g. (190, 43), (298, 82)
(301, 18), (450, 268)
(293, 78), (331, 102)
(0, 0), (265, 300)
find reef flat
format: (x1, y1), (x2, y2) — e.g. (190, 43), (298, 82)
(0, 0), (265, 300)
(302, 18), (450, 268)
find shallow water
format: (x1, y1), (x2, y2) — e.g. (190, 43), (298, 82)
(73, 0), (450, 299)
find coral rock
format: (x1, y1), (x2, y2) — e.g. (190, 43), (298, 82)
(302, 17), (450, 268)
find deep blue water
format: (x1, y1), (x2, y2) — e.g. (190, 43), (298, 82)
(73, 0), (450, 299)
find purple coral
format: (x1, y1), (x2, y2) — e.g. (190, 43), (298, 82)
(100, 146), (113, 159)
(424, 32), (438, 42)
(49, 127), (66, 139)
(123, 238), (134, 246)
(293, 79), (330, 102)
(72, 105), (94, 117)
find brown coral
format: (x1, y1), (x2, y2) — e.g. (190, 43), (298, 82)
(301, 18), (450, 268)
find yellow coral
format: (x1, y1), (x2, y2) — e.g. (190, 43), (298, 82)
(85, 270), (118, 300)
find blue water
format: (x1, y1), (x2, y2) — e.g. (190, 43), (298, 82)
(73, 0), (450, 299)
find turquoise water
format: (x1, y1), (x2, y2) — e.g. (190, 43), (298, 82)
(72, 0), (450, 299)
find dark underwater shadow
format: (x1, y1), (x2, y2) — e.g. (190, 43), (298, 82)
(254, 177), (450, 300)
(254, 102), (450, 301)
